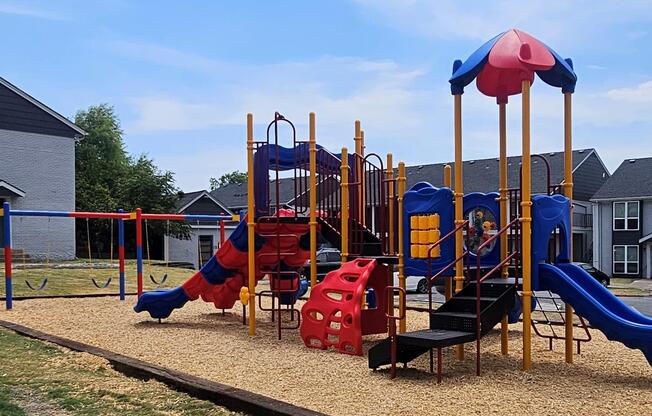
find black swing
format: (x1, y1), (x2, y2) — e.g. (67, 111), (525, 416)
(24, 217), (49, 292)
(145, 219), (168, 287)
(85, 218), (112, 289)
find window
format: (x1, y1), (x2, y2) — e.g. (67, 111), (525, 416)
(613, 201), (639, 230)
(613, 245), (639, 275)
(317, 253), (327, 262)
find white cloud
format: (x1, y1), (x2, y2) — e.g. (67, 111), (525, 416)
(353, 0), (652, 47)
(604, 80), (652, 103)
(125, 53), (434, 142)
(0, 2), (68, 20)
(114, 40), (652, 188)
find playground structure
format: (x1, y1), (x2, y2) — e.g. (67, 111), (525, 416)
(133, 112), (402, 342)
(2, 28), (651, 386)
(1, 202), (236, 307)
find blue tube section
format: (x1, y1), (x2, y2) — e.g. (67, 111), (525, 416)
(9, 210), (71, 217)
(118, 208), (125, 301)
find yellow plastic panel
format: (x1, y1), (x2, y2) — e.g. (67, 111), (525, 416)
(429, 214), (440, 229)
(419, 215), (429, 230)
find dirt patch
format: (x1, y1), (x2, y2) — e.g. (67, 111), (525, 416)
(2, 296), (651, 415)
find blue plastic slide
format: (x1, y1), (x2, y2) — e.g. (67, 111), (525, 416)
(539, 262), (652, 365)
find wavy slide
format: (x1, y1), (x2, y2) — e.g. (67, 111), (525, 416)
(134, 211), (311, 319)
(539, 262), (652, 365)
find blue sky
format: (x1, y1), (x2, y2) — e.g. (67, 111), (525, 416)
(2, 1), (652, 191)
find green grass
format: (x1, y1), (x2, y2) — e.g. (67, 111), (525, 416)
(0, 328), (244, 415)
(0, 261), (193, 297)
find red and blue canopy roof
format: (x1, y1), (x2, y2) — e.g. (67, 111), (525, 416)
(449, 29), (577, 101)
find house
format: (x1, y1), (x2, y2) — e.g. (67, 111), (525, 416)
(164, 190), (235, 268)
(0, 77), (85, 260)
(591, 157), (652, 279)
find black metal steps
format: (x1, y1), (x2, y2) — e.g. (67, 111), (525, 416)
(368, 280), (516, 372)
(316, 217), (383, 256)
(398, 329), (476, 348)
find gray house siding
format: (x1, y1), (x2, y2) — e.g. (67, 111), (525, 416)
(573, 152), (609, 201)
(166, 192), (236, 269)
(0, 129), (76, 259)
(593, 202), (613, 275)
(166, 227), (234, 269)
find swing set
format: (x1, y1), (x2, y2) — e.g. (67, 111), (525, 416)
(1, 203), (129, 309)
(2, 202), (236, 310)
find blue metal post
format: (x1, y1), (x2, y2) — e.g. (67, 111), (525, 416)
(118, 208), (125, 301)
(3, 202), (12, 310)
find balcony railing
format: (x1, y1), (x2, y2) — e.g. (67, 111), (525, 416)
(573, 212), (592, 228)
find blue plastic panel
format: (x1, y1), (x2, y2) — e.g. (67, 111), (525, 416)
(531, 194), (571, 289)
(403, 182), (454, 276)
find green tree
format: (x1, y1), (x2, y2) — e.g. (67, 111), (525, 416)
(209, 170), (247, 190)
(74, 104), (128, 212)
(74, 104), (190, 257)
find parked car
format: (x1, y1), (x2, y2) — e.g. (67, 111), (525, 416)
(575, 262), (610, 287)
(300, 248), (342, 282)
(391, 273), (429, 294)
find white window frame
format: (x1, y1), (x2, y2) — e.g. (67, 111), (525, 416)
(612, 201), (640, 231)
(613, 245), (639, 275)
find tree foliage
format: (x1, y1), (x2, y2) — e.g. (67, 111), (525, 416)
(209, 170), (247, 190)
(74, 104), (190, 257)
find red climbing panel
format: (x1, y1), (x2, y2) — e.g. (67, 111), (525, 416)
(300, 258), (389, 355)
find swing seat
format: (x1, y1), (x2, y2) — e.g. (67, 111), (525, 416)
(91, 277), (112, 289)
(25, 278), (48, 291)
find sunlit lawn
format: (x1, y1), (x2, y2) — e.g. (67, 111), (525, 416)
(0, 261), (194, 298)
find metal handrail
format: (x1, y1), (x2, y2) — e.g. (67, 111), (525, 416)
(426, 219), (470, 312)
(474, 217), (520, 376)
(384, 285), (406, 379)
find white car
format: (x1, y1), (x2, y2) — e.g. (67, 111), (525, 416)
(392, 273), (430, 294)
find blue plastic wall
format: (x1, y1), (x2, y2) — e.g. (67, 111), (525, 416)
(463, 192), (500, 268)
(531, 194), (571, 290)
(403, 182), (455, 276)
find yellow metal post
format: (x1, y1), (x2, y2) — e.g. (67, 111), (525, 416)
(397, 162), (407, 333)
(443, 164), (453, 301)
(387, 153), (395, 255)
(498, 101), (509, 356)
(453, 94), (464, 360)
(309, 112), (318, 289)
(246, 113), (256, 336)
(354, 121), (363, 225)
(563, 92), (574, 364)
(341, 147), (349, 263)
(521, 80), (533, 370)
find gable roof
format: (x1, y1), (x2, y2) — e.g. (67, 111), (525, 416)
(210, 148), (603, 209)
(176, 190), (233, 215)
(0, 77), (85, 138)
(403, 148), (600, 195)
(0, 179), (26, 198)
(591, 157), (652, 201)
